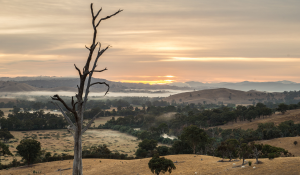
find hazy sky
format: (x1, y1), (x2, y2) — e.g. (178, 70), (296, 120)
(1, 0), (300, 84)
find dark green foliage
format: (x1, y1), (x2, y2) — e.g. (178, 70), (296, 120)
(0, 142), (13, 157)
(135, 139), (158, 158)
(0, 129), (14, 142)
(138, 139), (158, 151)
(294, 141), (298, 145)
(0, 110), (4, 118)
(239, 143), (252, 165)
(217, 139), (238, 161)
(276, 103), (288, 114)
(148, 154), (176, 175)
(180, 125), (208, 154)
(268, 153), (275, 159)
(157, 146), (171, 156)
(170, 140), (193, 154)
(0, 110), (67, 131)
(261, 144), (289, 158)
(16, 139), (41, 165)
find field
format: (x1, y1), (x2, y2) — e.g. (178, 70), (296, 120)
(1, 155), (300, 175)
(1, 129), (141, 164)
(217, 109), (300, 130)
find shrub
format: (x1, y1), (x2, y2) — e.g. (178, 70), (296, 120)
(148, 154), (176, 175)
(294, 141), (298, 146)
(248, 161), (252, 166)
(268, 153), (275, 159)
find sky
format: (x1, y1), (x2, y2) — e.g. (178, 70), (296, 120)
(1, 0), (300, 84)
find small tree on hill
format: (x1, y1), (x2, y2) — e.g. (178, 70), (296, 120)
(276, 103), (288, 114)
(16, 139), (41, 165)
(0, 129), (14, 142)
(0, 142), (13, 163)
(250, 142), (263, 164)
(294, 141), (298, 146)
(239, 143), (252, 165)
(148, 153), (176, 175)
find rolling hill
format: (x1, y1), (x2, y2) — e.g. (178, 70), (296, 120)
(163, 88), (285, 105)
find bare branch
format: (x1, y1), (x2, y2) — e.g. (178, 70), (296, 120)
(96, 9), (123, 27)
(85, 45), (90, 51)
(89, 82), (110, 95)
(93, 67), (107, 73)
(95, 7), (102, 19)
(51, 101), (76, 130)
(74, 64), (82, 77)
(51, 94), (74, 112)
(82, 112), (101, 134)
(90, 3), (95, 18)
(83, 45), (110, 110)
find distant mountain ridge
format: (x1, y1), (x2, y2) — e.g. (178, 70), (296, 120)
(0, 77), (189, 92)
(170, 80), (300, 92)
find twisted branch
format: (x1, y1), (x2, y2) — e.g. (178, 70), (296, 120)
(82, 112), (101, 134)
(51, 95), (74, 113)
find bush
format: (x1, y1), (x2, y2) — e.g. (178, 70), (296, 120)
(148, 154), (176, 175)
(248, 161), (252, 166)
(268, 153), (275, 159)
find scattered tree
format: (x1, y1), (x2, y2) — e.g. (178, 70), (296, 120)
(0, 142), (13, 163)
(180, 125), (208, 154)
(294, 141), (298, 146)
(239, 143), (252, 165)
(276, 103), (288, 114)
(148, 153), (176, 175)
(16, 139), (41, 165)
(50, 3), (122, 175)
(250, 142), (263, 164)
(0, 129), (14, 142)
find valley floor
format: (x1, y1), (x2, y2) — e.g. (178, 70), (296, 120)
(1, 155), (300, 175)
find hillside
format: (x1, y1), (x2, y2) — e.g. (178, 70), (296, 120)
(1, 155), (299, 175)
(218, 109), (300, 130)
(256, 137), (300, 157)
(163, 88), (284, 105)
(0, 81), (38, 92)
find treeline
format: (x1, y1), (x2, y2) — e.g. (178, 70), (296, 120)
(208, 120), (300, 143)
(0, 110), (67, 131)
(134, 125), (292, 163)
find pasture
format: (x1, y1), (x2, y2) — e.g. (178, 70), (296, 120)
(1, 155), (300, 175)
(1, 129), (140, 164)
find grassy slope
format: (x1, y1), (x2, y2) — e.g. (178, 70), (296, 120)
(217, 109), (300, 130)
(1, 155), (300, 175)
(256, 136), (300, 156)
(163, 88), (284, 105)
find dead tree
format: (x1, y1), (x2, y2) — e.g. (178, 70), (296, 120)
(51, 3), (122, 175)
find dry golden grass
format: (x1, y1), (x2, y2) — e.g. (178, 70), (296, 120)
(1, 155), (300, 175)
(2, 129), (141, 165)
(218, 109), (300, 130)
(256, 136), (300, 157)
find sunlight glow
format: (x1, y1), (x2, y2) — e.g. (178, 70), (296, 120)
(117, 80), (175, 85)
(161, 57), (300, 62)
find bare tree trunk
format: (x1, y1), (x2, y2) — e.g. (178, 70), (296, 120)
(51, 3), (122, 175)
(73, 126), (82, 175)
